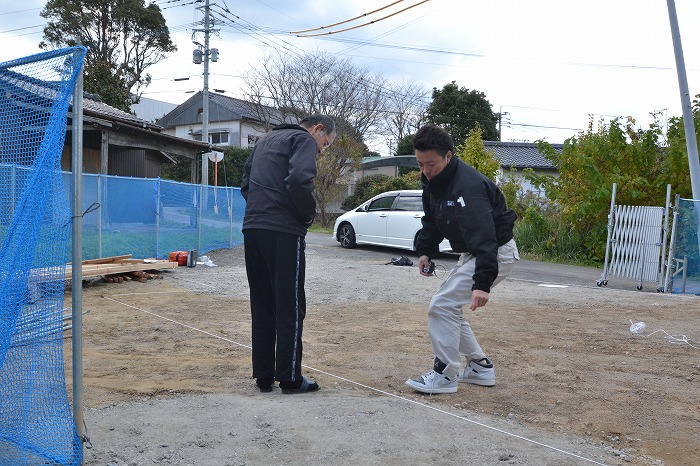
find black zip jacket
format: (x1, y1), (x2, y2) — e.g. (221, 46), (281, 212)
(241, 124), (317, 237)
(416, 157), (516, 292)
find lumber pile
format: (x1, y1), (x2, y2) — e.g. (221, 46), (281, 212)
(66, 254), (179, 282)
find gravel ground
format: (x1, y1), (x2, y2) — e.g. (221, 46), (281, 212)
(71, 233), (700, 465)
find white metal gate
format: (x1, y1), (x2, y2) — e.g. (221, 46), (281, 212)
(598, 184), (671, 291)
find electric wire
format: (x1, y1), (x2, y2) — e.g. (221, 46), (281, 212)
(156, 0), (196, 9)
(102, 292), (611, 466)
(317, 36), (484, 58)
(290, 0), (405, 34)
(293, 1), (431, 38)
(208, 15), (426, 114)
(203, 6), (433, 133)
(178, 1), (573, 136)
(0, 24), (43, 35)
(12, 0), (644, 141)
(0, 7), (40, 16)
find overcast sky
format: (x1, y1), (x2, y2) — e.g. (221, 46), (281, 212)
(1, 0), (699, 154)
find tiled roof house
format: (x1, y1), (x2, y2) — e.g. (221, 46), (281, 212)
(358, 141), (562, 196)
(484, 141), (562, 194)
(157, 91), (285, 149)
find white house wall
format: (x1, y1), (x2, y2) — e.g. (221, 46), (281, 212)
(240, 122), (271, 148)
(164, 121), (241, 146)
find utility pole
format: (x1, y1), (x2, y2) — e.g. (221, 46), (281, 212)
(192, 0), (219, 254)
(202, 0), (210, 186)
(498, 106), (510, 142)
(192, 0), (219, 185)
(666, 0), (700, 252)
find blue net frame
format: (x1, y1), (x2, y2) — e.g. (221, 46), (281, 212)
(0, 47), (86, 465)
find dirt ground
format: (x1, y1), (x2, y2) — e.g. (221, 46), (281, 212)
(64, 234), (700, 465)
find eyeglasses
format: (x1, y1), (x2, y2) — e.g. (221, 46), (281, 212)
(320, 132), (333, 152)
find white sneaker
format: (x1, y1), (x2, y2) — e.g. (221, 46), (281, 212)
(458, 358), (495, 387)
(405, 370), (458, 394)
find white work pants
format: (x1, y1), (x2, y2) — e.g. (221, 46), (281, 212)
(428, 239), (519, 378)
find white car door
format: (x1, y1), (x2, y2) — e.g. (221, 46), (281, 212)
(355, 194), (396, 245)
(385, 194), (423, 250)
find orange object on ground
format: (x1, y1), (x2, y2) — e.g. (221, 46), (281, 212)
(168, 251), (188, 266)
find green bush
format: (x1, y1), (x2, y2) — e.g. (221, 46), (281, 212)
(513, 205), (595, 265)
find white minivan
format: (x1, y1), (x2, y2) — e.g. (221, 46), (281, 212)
(332, 190), (452, 252)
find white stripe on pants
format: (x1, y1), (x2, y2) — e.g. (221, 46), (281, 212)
(428, 239), (519, 378)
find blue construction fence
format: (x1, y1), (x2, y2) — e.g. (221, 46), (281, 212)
(61, 172), (246, 260)
(670, 198), (700, 294)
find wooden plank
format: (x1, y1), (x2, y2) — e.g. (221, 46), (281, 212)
(79, 254), (133, 265)
(65, 260), (179, 280)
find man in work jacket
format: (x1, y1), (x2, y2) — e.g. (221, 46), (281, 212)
(405, 124), (519, 395)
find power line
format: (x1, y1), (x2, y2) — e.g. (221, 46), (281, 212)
(208, 7), (436, 106)
(156, 0), (196, 9)
(290, 0), (405, 34)
(147, 5), (606, 141)
(209, 4), (433, 115)
(293, 0), (431, 38)
(0, 7), (41, 16)
(509, 122), (584, 131)
(0, 24), (43, 35)
(317, 36), (484, 58)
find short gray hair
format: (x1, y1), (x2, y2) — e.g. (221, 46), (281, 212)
(300, 114), (335, 135)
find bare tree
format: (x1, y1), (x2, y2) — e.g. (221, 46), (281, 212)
(241, 50), (388, 139)
(383, 81), (429, 154)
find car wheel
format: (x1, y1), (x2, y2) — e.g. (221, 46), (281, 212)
(338, 223), (357, 249)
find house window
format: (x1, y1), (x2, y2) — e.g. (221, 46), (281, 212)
(247, 135), (259, 148)
(210, 132), (229, 145)
(192, 131), (229, 145)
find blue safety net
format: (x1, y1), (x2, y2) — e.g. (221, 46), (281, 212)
(671, 198), (700, 294)
(61, 174), (245, 260)
(0, 48), (86, 465)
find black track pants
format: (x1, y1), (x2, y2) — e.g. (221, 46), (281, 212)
(243, 229), (306, 383)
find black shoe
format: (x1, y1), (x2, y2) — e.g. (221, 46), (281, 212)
(256, 377), (274, 393)
(280, 377), (320, 394)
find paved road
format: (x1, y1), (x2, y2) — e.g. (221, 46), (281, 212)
(310, 231), (659, 293)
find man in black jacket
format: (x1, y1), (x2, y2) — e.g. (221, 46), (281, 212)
(405, 124), (519, 394)
(241, 114), (335, 394)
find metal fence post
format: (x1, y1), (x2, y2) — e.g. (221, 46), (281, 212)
(71, 59), (86, 453)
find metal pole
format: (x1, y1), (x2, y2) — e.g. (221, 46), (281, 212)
(598, 182), (616, 286)
(201, 0), (210, 186)
(156, 179), (161, 259)
(71, 63), (85, 450)
(664, 195), (680, 292)
(658, 184), (671, 291)
(97, 174), (102, 258)
(198, 182), (203, 255)
(666, 0), (700, 254)
(229, 187), (234, 248)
